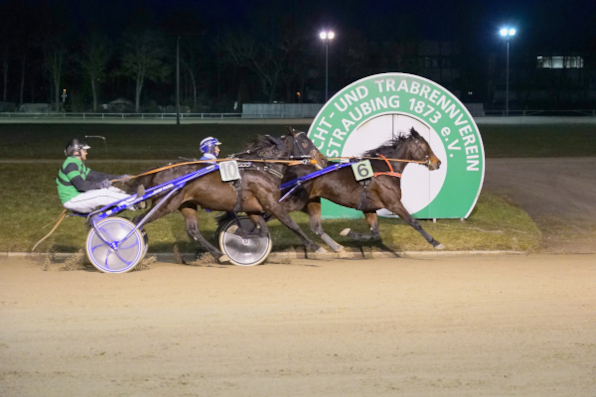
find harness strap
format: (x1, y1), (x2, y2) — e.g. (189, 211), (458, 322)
(373, 154), (402, 178)
(356, 178), (372, 211)
(232, 180), (243, 212)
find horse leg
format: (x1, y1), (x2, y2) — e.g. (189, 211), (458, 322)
(180, 207), (229, 262)
(265, 201), (326, 254)
(340, 212), (381, 241)
(133, 193), (229, 261)
(226, 214), (269, 238)
(304, 201), (346, 255)
(131, 196), (178, 227)
(248, 214), (269, 237)
(384, 201), (444, 250)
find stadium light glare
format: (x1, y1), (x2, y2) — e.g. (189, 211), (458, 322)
(319, 30), (335, 102)
(499, 26), (517, 116)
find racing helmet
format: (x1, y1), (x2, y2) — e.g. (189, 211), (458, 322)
(200, 137), (221, 154)
(64, 138), (91, 157)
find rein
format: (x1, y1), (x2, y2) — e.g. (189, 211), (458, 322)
(113, 155), (424, 183)
(112, 158), (317, 182)
(327, 156), (427, 164)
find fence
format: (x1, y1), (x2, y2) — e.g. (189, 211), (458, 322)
(0, 112), (260, 120)
(242, 103), (323, 118)
(1, 109), (595, 121)
(483, 109), (596, 117)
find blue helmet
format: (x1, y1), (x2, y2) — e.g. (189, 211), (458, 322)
(200, 137), (221, 154)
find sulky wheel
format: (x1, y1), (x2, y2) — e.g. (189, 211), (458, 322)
(218, 216), (272, 266)
(86, 217), (147, 273)
(141, 228), (149, 258)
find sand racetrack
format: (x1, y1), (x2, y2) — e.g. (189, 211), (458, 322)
(1, 254), (595, 396)
(1, 157), (596, 396)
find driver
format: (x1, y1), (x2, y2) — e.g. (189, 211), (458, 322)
(199, 136), (221, 163)
(56, 138), (138, 213)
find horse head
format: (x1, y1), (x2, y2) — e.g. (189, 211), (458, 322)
(407, 128), (441, 170)
(365, 127), (441, 171)
(285, 126), (328, 170)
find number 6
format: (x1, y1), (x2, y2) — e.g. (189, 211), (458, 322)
(352, 160), (373, 181)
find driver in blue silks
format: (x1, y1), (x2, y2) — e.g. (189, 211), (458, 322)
(200, 137), (222, 163)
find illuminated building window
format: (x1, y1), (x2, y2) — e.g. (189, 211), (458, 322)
(537, 56), (584, 69)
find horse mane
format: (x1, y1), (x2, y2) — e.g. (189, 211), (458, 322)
(236, 134), (288, 159)
(363, 128), (420, 157)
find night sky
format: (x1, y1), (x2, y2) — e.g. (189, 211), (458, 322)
(25, 0), (596, 50)
(1, 0), (595, 109)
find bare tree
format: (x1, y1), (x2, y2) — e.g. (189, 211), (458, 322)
(19, 52), (26, 105)
(218, 31), (285, 103)
(121, 29), (170, 112)
(277, 19), (313, 103)
(77, 33), (111, 112)
(180, 59), (197, 107)
(0, 4), (9, 102)
(45, 42), (66, 111)
(1, 46), (7, 102)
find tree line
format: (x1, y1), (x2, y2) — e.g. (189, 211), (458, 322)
(0, 2), (452, 113)
(1, 2), (595, 113)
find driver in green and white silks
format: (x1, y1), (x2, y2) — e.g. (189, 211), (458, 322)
(56, 138), (132, 213)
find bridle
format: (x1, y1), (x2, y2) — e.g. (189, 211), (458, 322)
(410, 137), (431, 166)
(288, 131), (324, 169)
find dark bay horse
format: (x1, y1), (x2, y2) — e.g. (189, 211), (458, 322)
(277, 127), (445, 251)
(126, 129), (328, 262)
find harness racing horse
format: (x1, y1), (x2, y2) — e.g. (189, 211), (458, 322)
(126, 129), (328, 263)
(278, 127), (445, 251)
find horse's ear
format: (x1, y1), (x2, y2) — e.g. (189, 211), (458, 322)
(286, 126), (297, 135)
(409, 128), (421, 139)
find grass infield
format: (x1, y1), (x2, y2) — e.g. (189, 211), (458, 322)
(1, 122), (595, 159)
(0, 161), (540, 253)
(2, 122), (590, 254)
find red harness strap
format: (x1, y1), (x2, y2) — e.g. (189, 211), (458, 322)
(373, 154), (402, 178)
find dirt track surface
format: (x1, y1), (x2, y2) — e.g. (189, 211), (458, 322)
(1, 254), (595, 396)
(484, 157), (596, 253)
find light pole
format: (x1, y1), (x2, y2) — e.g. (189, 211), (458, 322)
(176, 36), (180, 125)
(499, 27), (516, 116)
(319, 30), (335, 102)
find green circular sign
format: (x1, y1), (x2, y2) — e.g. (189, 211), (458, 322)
(308, 72), (485, 219)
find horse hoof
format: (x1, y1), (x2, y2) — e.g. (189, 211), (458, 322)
(219, 255), (230, 263)
(315, 247), (328, 254)
(434, 244), (445, 250)
(337, 248), (350, 259)
(340, 228), (351, 237)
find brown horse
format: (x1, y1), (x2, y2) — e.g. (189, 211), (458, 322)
(126, 129), (328, 262)
(275, 127), (444, 252)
